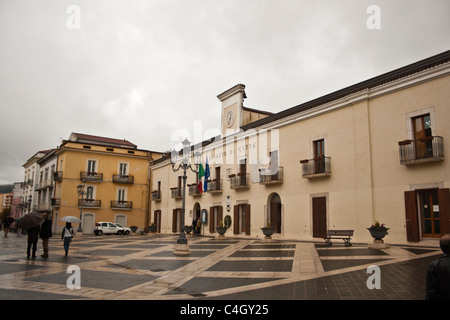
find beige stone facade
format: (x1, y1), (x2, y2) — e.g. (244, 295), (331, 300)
(151, 51), (450, 244)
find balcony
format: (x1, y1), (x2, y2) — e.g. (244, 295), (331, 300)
(80, 171), (103, 182)
(51, 198), (61, 207)
(230, 173), (250, 189)
(171, 187), (182, 199)
(301, 156), (332, 179)
(53, 171), (63, 181)
(152, 191), (161, 202)
(33, 202), (52, 212)
(207, 179), (222, 193)
(188, 184), (202, 196)
(35, 179), (54, 191)
(111, 200), (132, 210)
(78, 199), (101, 208)
(259, 166), (283, 185)
(399, 136), (444, 165)
(112, 174), (134, 184)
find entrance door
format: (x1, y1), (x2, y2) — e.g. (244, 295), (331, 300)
(172, 209), (181, 233)
(83, 213), (94, 235)
(420, 189), (440, 238)
(405, 188), (450, 241)
(154, 210), (161, 233)
(268, 193), (282, 233)
(234, 204), (250, 235)
(312, 197), (327, 238)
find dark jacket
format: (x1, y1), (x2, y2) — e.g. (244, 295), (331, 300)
(27, 226), (40, 242)
(426, 254), (450, 300)
(40, 218), (53, 239)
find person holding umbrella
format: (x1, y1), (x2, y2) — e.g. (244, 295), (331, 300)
(27, 225), (40, 258)
(17, 212), (44, 258)
(61, 222), (74, 256)
(39, 213), (52, 258)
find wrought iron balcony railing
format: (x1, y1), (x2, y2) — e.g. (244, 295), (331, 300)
(171, 187), (182, 199)
(152, 191), (161, 201)
(78, 199), (101, 208)
(80, 171), (103, 182)
(230, 173), (250, 189)
(259, 166), (283, 184)
(398, 136), (444, 165)
(300, 156), (331, 179)
(111, 200), (132, 210)
(207, 179), (222, 193)
(112, 174), (134, 184)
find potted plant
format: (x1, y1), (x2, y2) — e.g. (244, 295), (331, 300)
(367, 221), (389, 240)
(184, 225), (193, 234)
(148, 223), (157, 233)
(261, 222), (275, 239)
(216, 220), (227, 236)
(130, 225), (138, 233)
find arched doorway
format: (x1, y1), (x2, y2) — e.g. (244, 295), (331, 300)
(193, 202), (201, 233)
(267, 193), (282, 233)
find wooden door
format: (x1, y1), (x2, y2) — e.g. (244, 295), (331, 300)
(233, 205), (239, 235)
(245, 204), (251, 235)
(412, 114), (432, 159)
(438, 188), (450, 235)
(420, 189), (440, 238)
(313, 139), (325, 174)
(155, 210), (161, 233)
(404, 191), (420, 241)
(312, 197), (327, 238)
(270, 202), (282, 233)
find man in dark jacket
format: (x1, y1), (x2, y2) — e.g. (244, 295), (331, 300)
(426, 233), (450, 300)
(39, 213), (52, 258)
(27, 225), (40, 258)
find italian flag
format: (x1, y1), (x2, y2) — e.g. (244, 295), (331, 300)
(197, 163), (205, 193)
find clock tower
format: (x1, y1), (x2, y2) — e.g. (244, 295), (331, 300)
(217, 84), (247, 138)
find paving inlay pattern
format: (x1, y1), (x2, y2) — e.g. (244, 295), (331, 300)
(0, 233), (443, 300)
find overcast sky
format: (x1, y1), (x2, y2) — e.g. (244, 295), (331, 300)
(0, 0), (449, 184)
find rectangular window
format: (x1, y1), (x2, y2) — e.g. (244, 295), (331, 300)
(119, 163), (128, 176)
(87, 160), (96, 174)
(118, 188), (126, 202)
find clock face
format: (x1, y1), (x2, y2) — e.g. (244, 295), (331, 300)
(226, 110), (235, 127)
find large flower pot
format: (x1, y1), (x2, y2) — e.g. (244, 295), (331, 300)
(261, 227), (275, 239)
(184, 225), (193, 234)
(367, 227), (389, 240)
(215, 226), (227, 240)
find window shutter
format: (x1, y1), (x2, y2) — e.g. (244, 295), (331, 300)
(404, 191), (420, 241)
(438, 188), (450, 235)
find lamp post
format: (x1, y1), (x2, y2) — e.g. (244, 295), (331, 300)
(76, 182), (85, 233)
(170, 138), (201, 256)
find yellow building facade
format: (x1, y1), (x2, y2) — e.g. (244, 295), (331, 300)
(53, 133), (162, 233)
(151, 50), (450, 245)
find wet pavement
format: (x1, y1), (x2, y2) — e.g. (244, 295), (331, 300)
(0, 232), (443, 300)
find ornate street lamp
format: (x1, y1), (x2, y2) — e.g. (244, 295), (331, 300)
(170, 138), (201, 256)
(76, 182), (85, 233)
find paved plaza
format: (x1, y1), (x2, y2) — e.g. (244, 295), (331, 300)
(0, 232), (443, 300)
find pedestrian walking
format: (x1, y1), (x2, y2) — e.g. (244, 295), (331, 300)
(3, 217), (13, 238)
(39, 213), (52, 258)
(426, 233), (450, 300)
(26, 225), (40, 258)
(61, 222), (74, 257)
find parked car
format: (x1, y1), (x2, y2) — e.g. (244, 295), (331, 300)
(94, 222), (118, 235)
(114, 223), (131, 235)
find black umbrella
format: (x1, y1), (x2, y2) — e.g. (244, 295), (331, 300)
(17, 212), (43, 230)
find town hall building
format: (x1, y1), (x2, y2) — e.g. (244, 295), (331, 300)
(151, 50), (450, 244)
